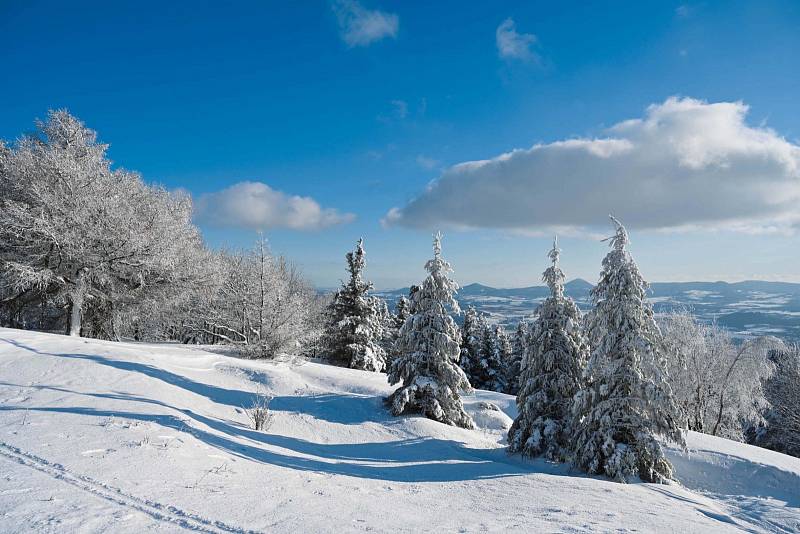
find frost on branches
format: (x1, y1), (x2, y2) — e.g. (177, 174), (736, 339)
(0, 110), (201, 338)
(573, 218), (684, 483)
(322, 239), (387, 372)
(387, 233), (474, 429)
(508, 238), (588, 460)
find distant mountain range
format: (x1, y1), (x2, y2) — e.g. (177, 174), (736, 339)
(375, 279), (800, 341)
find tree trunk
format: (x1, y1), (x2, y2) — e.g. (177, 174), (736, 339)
(68, 270), (86, 337)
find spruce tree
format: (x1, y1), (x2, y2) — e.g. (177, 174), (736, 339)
(322, 238), (387, 372)
(508, 237), (588, 460)
(504, 322), (527, 395)
(394, 295), (412, 328)
(387, 233), (474, 428)
(460, 309), (508, 392)
(481, 325), (510, 392)
(573, 218), (684, 483)
(459, 306), (483, 383)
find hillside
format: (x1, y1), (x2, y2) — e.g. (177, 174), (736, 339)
(0, 328), (798, 533)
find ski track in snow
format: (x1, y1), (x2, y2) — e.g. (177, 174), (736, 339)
(0, 442), (256, 534)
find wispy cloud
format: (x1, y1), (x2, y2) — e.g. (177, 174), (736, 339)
(675, 4), (692, 18)
(416, 155), (440, 170)
(391, 99), (408, 119)
(333, 0), (398, 47)
(196, 181), (355, 231)
(496, 18), (539, 62)
(384, 97), (800, 235)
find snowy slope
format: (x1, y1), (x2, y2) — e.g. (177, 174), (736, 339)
(0, 328), (798, 533)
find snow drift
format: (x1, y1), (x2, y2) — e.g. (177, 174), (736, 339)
(0, 327), (798, 532)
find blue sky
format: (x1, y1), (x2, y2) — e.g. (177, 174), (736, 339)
(2, 1), (799, 288)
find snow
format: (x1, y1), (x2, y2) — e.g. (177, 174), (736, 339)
(0, 327), (798, 533)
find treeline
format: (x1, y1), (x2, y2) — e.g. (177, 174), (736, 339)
(320, 227), (800, 476)
(0, 111), (324, 357)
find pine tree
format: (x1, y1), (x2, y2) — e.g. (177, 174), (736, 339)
(508, 237), (588, 460)
(387, 233), (474, 428)
(572, 218), (684, 483)
(322, 238), (387, 372)
(504, 321), (527, 395)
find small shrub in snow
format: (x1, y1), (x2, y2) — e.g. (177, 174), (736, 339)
(245, 389), (274, 431)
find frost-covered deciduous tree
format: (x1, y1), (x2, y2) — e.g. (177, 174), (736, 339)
(388, 233), (474, 428)
(322, 239), (387, 372)
(156, 239), (321, 357)
(573, 217), (684, 483)
(0, 110), (202, 337)
(508, 238), (588, 460)
(757, 346), (800, 457)
(504, 321), (528, 395)
(660, 311), (778, 440)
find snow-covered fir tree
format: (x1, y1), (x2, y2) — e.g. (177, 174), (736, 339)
(508, 238), (588, 460)
(387, 233), (474, 428)
(480, 325), (510, 392)
(322, 238), (387, 372)
(504, 321), (528, 395)
(459, 306), (483, 382)
(573, 218), (684, 483)
(459, 308), (508, 392)
(395, 294), (412, 328)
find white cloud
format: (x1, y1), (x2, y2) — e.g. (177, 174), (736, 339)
(333, 0), (398, 47)
(496, 18), (538, 62)
(384, 97), (800, 235)
(196, 181), (355, 231)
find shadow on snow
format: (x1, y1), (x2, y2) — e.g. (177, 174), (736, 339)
(0, 336), (560, 483)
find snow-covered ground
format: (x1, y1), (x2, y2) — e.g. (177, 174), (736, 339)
(0, 328), (798, 533)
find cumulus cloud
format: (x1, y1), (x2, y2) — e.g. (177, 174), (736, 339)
(196, 181), (355, 231)
(384, 97), (800, 235)
(333, 0), (398, 47)
(496, 18), (538, 62)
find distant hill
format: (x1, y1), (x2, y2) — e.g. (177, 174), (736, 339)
(376, 279), (800, 340)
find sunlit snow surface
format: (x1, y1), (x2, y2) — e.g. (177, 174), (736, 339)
(0, 328), (798, 532)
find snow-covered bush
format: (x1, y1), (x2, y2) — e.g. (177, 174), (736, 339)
(388, 233), (474, 428)
(508, 238), (588, 461)
(321, 239), (387, 372)
(245, 387), (274, 431)
(572, 217), (684, 483)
